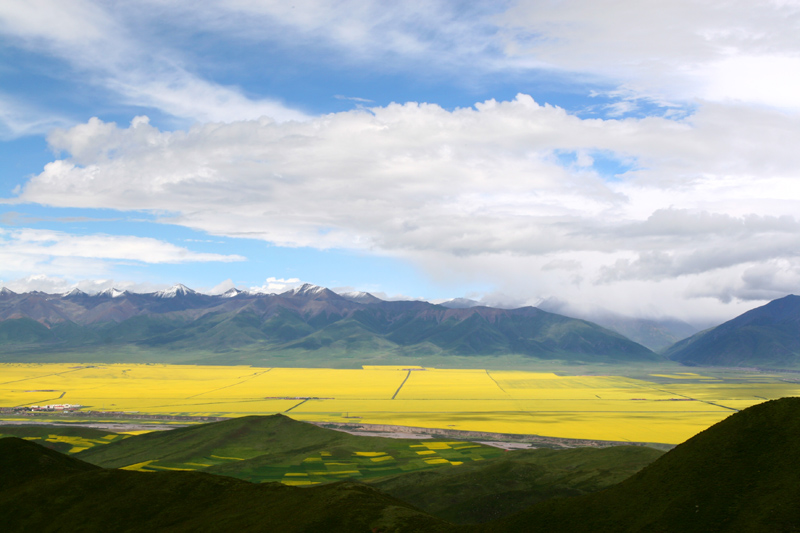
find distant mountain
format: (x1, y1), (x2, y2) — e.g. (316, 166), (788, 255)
(340, 291), (384, 304)
(665, 294), (800, 368)
(537, 299), (699, 352)
(0, 283), (660, 364)
(439, 298), (482, 309)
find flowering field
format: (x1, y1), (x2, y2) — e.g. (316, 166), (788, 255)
(2, 363), (799, 444)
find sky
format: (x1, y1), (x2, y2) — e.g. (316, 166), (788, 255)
(1, 0), (800, 324)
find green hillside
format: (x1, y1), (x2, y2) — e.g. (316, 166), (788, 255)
(0, 425), (127, 454)
(493, 397), (800, 532)
(0, 438), (454, 533)
(369, 445), (663, 524)
(7, 399), (799, 531)
(76, 414), (507, 483)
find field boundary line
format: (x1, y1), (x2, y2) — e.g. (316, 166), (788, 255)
(284, 398), (310, 412)
(391, 370), (412, 400)
(186, 369), (272, 399)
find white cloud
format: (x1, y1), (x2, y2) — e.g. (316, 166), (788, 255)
(498, 0), (800, 110)
(0, 274), (161, 295)
(0, 93), (71, 140)
(6, 93), (800, 317)
(249, 277), (302, 294)
(0, 0), (306, 125)
(0, 227), (244, 280)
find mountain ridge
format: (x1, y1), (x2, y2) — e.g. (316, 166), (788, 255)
(665, 294), (800, 368)
(0, 284), (659, 364)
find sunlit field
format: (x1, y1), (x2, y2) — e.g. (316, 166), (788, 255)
(2, 363), (799, 444)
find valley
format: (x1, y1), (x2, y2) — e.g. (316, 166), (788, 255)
(3, 362), (798, 445)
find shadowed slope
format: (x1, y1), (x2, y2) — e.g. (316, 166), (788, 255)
(369, 445), (663, 524)
(0, 437), (454, 533)
(493, 397), (800, 532)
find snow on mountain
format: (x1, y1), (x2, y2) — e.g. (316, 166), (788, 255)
(96, 288), (128, 298)
(284, 283), (328, 297)
(154, 284), (197, 298)
(62, 288), (88, 297)
(221, 288), (247, 298)
(340, 291), (383, 304)
(0, 287), (17, 296)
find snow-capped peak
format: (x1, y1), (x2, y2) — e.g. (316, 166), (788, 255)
(96, 288), (127, 298)
(285, 283), (328, 297)
(341, 291), (383, 304)
(221, 288), (247, 298)
(0, 287), (16, 296)
(155, 284), (197, 298)
(62, 288), (88, 297)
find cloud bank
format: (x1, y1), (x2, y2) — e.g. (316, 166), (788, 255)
(5, 92), (798, 319)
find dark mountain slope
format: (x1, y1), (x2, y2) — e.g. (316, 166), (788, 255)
(666, 294), (800, 367)
(0, 438), (453, 533)
(493, 397), (800, 533)
(0, 437), (100, 488)
(369, 445), (663, 525)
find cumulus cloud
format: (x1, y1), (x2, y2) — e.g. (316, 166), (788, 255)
(6, 93), (799, 317)
(3, 2), (800, 319)
(249, 277), (302, 294)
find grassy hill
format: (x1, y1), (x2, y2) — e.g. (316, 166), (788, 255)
(492, 397), (800, 532)
(76, 414), (508, 483)
(16, 416), (661, 524)
(0, 425), (127, 454)
(7, 398), (799, 531)
(368, 445), (663, 524)
(0, 438), (453, 533)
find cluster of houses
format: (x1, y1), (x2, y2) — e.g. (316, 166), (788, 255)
(22, 403), (83, 412)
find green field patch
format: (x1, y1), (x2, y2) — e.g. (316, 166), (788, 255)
(0, 426), (128, 454)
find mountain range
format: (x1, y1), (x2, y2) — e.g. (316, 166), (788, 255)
(3, 284), (800, 368)
(0, 283), (659, 365)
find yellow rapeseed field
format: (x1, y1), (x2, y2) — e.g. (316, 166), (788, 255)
(2, 363), (799, 444)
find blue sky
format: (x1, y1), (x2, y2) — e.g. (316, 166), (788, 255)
(1, 1), (800, 321)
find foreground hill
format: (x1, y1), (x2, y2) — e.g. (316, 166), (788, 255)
(74, 414), (661, 523)
(665, 294), (800, 368)
(0, 284), (659, 364)
(369, 445), (662, 524)
(492, 397), (800, 532)
(76, 414), (504, 483)
(0, 438), (452, 533)
(4, 398), (800, 531)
